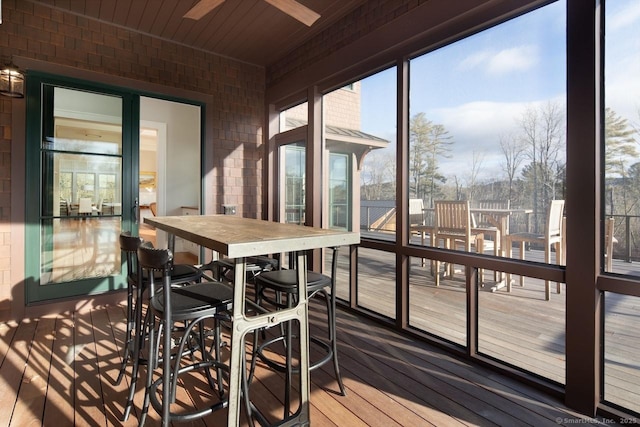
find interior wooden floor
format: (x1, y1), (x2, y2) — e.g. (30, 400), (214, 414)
(0, 299), (619, 426)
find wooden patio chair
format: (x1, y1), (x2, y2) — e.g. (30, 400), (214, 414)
(471, 200), (508, 281)
(504, 199), (565, 300)
(605, 217), (618, 273)
(472, 200), (510, 228)
(432, 200), (486, 286)
(409, 198), (425, 227)
(409, 198), (433, 266)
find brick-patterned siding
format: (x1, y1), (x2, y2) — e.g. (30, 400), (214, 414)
(284, 83), (361, 131)
(324, 82), (361, 130)
(0, 0), (264, 319)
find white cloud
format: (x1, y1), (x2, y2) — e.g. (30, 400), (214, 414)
(458, 45), (538, 76)
(459, 51), (492, 71)
(429, 96), (566, 180)
(608, 2), (640, 31)
(486, 45), (538, 75)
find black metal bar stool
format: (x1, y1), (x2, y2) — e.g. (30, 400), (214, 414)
(249, 247), (346, 418)
(137, 242), (234, 427)
(116, 232), (204, 422)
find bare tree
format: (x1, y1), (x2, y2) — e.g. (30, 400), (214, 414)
(465, 150), (485, 201)
(500, 133), (526, 204)
(519, 101), (564, 232)
(361, 150), (395, 200)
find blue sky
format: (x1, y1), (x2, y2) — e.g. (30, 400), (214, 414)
(358, 0), (640, 181)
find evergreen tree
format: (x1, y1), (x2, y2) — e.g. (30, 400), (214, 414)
(605, 107), (638, 178)
(409, 112), (453, 207)
(605, 108), (638, 216)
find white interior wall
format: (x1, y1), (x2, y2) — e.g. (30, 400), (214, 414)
(140, 97), (201, 216)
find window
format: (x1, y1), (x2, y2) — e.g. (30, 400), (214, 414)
(328, 153), (350, 230)
(603, 0), (640, 277)
(98, 173), (117, 202)
(59, 171), (72, 204)
(407, 0), (567, 381)
(329, 68), (396, 311)
(602, 0), (640, 415)
(282, 143), (306, 225)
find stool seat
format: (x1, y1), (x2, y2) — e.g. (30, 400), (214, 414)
(150, 281), (233, 321)
(255, 269), (330, 294)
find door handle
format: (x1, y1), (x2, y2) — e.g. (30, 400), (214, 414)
(133, 197), (139, 224)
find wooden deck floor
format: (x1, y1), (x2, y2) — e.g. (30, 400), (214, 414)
(0, 301), (620, 426)
(342, 247), (640, 417)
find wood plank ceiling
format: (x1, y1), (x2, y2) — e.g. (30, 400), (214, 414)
(30, 0), (369, 67)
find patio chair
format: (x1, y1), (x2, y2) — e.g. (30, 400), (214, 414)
(605, 217), (618, 272)
(432, 200), (487, 286)
(409, 198), (425, 227)
(472, 200), (510, 232)
(409, 198), (433, 266)
(504, 199), (565, 300)
(471, 200), (509, 281)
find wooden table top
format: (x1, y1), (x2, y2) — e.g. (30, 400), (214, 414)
(144, 215), (360, 258)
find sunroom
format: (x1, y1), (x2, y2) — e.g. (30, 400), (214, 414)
(2, 0), (639, 425)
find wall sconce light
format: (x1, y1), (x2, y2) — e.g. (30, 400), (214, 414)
(0, 61), (24, 98)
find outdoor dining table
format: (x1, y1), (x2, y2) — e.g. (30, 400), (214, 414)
(411, 207), (532, 291)
(144, 214), (360, 426)
(471, 207), (532, 256)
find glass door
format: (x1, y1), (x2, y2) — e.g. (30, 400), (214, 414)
(280, 142), (306, 225)
(26, 76), (137, 303)
(328, 152), (350, 230)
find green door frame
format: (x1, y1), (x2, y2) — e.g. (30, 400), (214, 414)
(24, 72), (138, 303)
(25, 72), (206, 304)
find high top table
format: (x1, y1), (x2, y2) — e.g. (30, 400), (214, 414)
(144, 214), (360, 426)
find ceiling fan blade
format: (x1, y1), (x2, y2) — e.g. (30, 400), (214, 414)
(263, 0), (320, 26)
(183, 0), (225, 20)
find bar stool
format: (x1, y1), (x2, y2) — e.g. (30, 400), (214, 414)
(137, 242), (234, 427)
(249, 247), (346, 418)
(116, 232), (204, 422)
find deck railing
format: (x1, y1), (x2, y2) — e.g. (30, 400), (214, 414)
(360, 202), (640, 263)
(609, 214), (640, 262)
